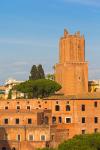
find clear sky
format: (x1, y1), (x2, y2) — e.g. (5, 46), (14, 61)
(0, 0), (100, 84)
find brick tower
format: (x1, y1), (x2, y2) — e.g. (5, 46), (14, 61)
(55, 29), (88, 95)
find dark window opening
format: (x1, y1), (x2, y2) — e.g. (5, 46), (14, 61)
(52, 116), (56, 124)
(55, 105), (60, 111)
(82, 105), (85, 111)
(2, 147), (6, 150)
(82, 130), (85, 134)
(4, 119), (8, 124)
(66, 118), (71, 123)
(94, 128), (98, 133)
(94, 117), (98, 123)
(17, 135), (20, 141)
(28, 118), (32, 124)
(5, 106), (8, 110)
(66, 105), (70, 111)
(94, 101), (97, 107)
(27, 106), (30, 110)
(58, 117), (62, 123)
(15, 118), (19, 124)
(12, 147), (16, 150)
(82, 117), (85, 123)
(16, 106), (20, 110)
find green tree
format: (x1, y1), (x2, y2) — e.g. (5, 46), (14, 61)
(37, 64), (45, 79)
(29, 65), (39, 80)
(14, 79), (61, 99)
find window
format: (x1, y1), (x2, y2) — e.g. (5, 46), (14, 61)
(3, 133), (8, 140)
(94, 128), (98, 133)
(44, 116), (49, 124)
(2, 147), (6, 150)
(82, 130), (85, 134)
(56, 101), (58, 104)
(15, 118), (19, 124)
(55, 105), (60, 111)
(81, 105), (85, 111)
(4, 119), (8, 124)
(52, 116), (56, 124)
(41, 135), (46, 141)
(12, 147), (16, 150)
(28, 118), (32, 124)
(66, 105), (70, 111)
(58, 117), (62, 123)
(17, 135), (20, 141)
(27, 106), (30, 110)
(5, 106), (8, 110)
(94, 102), (97, 107)
(82, 117), (85, 123)
(16, 106), (20, 110)
(29, 135), (34, 141)
(65, 117), (71, 123)
(94, 117), (98, 123)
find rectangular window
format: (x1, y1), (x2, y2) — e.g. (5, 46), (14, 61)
(82, 130), (85, 134)
(29, 135), (34, 141)
(28, 118), (32, 124)
(41, 135), (46, 141)
(94, 117), (98, 123)
(81, 105), (85, 111)
(16, 106), (20, 110)
(58, 117), (62, 123)
(94, 128), (98, 133)
(94, 102), (97, 107)
(17, 134), (20, 141)
(65, 117), (71, 123)
(5, 106), (8, 110)
(27, 106), (30, 110)
(82, 117), (85, 123)
(15, 118), (19, 124)
(4, 118), (8, 124)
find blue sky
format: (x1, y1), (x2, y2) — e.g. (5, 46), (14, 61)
(0, 0), (100, 84)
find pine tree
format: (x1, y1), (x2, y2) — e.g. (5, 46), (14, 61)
(29, 65), (39, 80)
(37, 64), (45, 79)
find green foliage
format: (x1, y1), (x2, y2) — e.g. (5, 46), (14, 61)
(13, 79), (61, 98)
(46, 74), (55, 81)
(58, 134), (100, 150)
(8, 89), (12, 99)
(29, 64), (45, 80)
(38, 64), (45, 79)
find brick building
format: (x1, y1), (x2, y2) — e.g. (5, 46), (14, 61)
(0, 29), (100, 150)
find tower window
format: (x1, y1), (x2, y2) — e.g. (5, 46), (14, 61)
(94, 117), (98, 123)
(27, 106), (30, 110)
(55, 105), (60, 111)
(58, 117), (62, 123)
(81, 105), (85, 111)
(52, 116), (56, 124)
(29, 135), (34, 141)
(5, 106), (8, 110)
(66, 105), (70, 111)
(16, 106), (20, 110)
(65, 117), (71, 123)
(28, 118), (32, 124)
(15, 118), (19, 124)
(94, 102), (97, 107)
(4, 119), (8, 124)
(41, 135), (46, 141)
(82, 130), (85, 134)
(82, 117), (85, 123)
(17, 135), (20, 141)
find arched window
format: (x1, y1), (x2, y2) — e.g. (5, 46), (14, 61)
(66, 105), (70, 111)
(55, 105), (60, 111)
(52, 116), (56, 124)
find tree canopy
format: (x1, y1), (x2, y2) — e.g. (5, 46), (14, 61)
(29, 64), (45, 80)
(13, 79), (61, 98)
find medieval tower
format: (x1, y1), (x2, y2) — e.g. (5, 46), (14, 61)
(55, 29), (88, 95)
